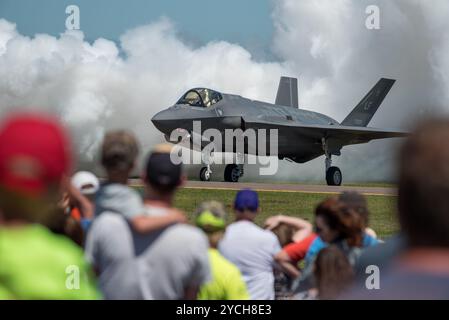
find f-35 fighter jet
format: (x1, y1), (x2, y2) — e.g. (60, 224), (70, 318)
(152, 77), (406, 185)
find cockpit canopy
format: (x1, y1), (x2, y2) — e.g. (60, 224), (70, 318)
(177, 88), (223, 107)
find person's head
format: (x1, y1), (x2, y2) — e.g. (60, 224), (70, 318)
(195, 201), (227, 248)
(271, 223), (295, 247)
(143, 144), (183, 202)
(101, 130), (139, 180)
(398, 119), (449, 248)
(71, 171), (99, 202)
(233, 189), (260, 221)
(0, 113), (72, 225)
(314, 197), (363, 247)
(314, 245), (354, 300)
(338, 191), (369, 229)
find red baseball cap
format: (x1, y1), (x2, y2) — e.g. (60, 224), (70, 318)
(0, 112), (72, 196)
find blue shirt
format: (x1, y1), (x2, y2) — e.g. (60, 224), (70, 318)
(305, 234), (378, 264)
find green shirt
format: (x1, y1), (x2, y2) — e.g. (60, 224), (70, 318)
(0, 224), (100, 299)
(198, 248), (249, 300)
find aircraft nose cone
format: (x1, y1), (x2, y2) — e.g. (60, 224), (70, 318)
(151, 109), (166, 123)
(151, 109), (174, 134)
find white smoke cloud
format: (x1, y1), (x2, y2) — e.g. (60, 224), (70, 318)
(0, 1), (448, 182)
(268, 0), (449, 182)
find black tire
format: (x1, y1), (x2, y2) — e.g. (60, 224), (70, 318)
(224, 164), (240, 182)
(326, 166), (342, 186)
(200, 167), (211, 181)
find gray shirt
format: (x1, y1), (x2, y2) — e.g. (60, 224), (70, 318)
(219, 220), (281, 300)
(85, 213), (141, 299)
(86, 192), (210, 300)
(135, 204), (211, 299)
(94, 183), (144, 219)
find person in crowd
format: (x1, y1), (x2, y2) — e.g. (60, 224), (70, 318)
(94, 130), (186, 230)
(270, 223), (295, 248)
(266, 215), (313, 279)
(85, 132), (186, 299)
(265, 214), (314, 244)
(353, 234), (406, 289)
(71, 171), (100, 201)
(69, 171), (99, 229)
(86, 143), (210, 299)
(194, 201), (249, 300)
(0, 113), (100, 299)
(48, 177), (94, 247)
(304, 192), (379, 264)
(218, 189), (282, 300)
(347, 119), (449, 299)
(269, 221), (300, 299)
(275, 191), (378, 275)
(293, 197), (364, 293)
(310, 245), (354, 300)
(50, 173), (98, 246)
(338, 191), (377, 239)
(136, 146), (211, 299)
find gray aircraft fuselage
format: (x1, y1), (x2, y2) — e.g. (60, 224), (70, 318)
(152, 78), (406, 167)
(152, 92), (340, 163)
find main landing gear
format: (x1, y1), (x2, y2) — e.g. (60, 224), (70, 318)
(322, 138), (342, 186)
(224, 164), (244, 182)
(199, 152), (245, 182)
(200, 163), (245, 182)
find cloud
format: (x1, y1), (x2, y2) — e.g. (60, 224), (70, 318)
(0, 1), (448, 182)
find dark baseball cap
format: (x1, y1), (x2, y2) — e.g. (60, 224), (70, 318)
(145, 151), (182, 188)
(234, 189), (259, 212)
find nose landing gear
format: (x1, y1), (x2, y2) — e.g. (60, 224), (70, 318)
(199, 151), (213, 181)
(199, 152), (245, 183)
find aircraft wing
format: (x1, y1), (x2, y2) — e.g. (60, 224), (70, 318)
(242, 117), (408, 150)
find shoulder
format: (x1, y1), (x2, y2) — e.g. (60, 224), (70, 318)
(230, 221), (277, 240)
(0, 225), (100, 299)
(309, 236), (325, 251)
(2, 225), (87, 267)
(210, 250), (245, 283)
(163, 224), (208, 246)
(94, 211), (126, 223)
(211, 250), (239, 273)
(97, 183), (140, 199)
(90, 212), (128, 231)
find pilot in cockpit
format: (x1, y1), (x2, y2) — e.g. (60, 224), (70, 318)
(177, 88), (222, 108)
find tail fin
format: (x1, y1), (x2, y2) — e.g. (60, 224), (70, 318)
(275, 76), (298, 108)
(341, 78), (395, 127)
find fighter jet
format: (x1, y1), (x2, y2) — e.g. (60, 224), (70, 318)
(151, 77), (407, 185)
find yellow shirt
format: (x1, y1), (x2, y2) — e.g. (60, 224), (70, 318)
(0, 224), (100, 300)
(198, 248), (249, 300)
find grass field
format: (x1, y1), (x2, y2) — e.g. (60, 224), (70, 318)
(168, 188), (399, 239)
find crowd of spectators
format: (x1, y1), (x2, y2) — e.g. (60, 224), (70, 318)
(1, 112), (449, 300)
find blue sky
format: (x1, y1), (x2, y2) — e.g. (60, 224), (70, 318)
(0, 0), (274, 55)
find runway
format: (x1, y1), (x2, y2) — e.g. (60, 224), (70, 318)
(131, 180), (397, 196)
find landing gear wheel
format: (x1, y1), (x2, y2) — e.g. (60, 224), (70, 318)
(224, 164), (240, 182)
(200, 167), (211, 181)
(326, 166), (342, 186)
